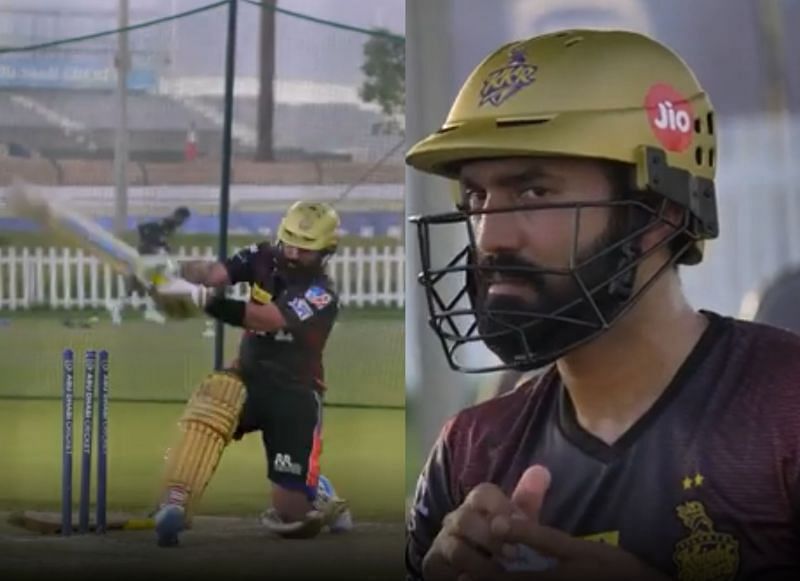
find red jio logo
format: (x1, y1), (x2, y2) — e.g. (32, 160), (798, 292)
(645, 84), (694, 152)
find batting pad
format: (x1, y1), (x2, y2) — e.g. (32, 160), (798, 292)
(159, 371), (246, 521)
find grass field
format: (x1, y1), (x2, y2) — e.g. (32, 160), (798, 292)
(0, 307), (403, 407)
(0, 401), (403, 521)
(0, 308), (404, 521)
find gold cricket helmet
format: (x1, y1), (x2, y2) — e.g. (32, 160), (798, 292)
(277, 201), (340, 252)
(407, 29), (718, 264)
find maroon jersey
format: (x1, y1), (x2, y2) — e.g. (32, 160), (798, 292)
(408, 313), (800, 580)
(224, 242), (339, 392)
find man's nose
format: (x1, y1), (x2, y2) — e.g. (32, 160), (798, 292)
(475, 193), (525, 255)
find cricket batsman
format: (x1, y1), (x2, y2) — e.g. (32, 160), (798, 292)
(405, 30), (800, 580)
(151, 200), (352, 547)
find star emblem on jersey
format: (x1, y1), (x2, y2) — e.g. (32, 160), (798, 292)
(682, 473), (705, 490)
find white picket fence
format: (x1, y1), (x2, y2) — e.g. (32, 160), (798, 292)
(0, 245), (405, 310)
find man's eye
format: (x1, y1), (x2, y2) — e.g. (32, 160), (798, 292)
(463, 188), (487, 209)
(519, 187), (551, 200)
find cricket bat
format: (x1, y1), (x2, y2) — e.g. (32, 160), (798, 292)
(6, 180), (169, 289)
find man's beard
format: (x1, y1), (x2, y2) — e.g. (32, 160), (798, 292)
(474, 219), (639, 370)
(276, 254), (322, 282)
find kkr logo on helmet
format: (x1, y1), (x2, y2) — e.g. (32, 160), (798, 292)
(478, 46), (538, 107)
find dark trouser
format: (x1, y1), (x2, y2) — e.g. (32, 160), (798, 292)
(233, 380), (323, 501)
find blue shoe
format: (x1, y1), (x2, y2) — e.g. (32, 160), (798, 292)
(154, 504), (185, 547)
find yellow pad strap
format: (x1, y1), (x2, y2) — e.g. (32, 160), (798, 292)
(180, 373), (246, 440)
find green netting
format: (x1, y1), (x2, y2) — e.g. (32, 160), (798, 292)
(0, 0), (404, 409)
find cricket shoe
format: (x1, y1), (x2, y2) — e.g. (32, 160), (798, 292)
(154, 503), (186, 547)
(315, 475), (354, 534)
(322, 498), (353, 533)
(259, 507), (325, 539)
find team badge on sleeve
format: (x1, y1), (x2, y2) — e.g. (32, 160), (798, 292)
(305, 286), (333, 310)
(288, 297), (314, 321)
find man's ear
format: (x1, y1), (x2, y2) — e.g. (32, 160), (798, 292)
(639, 199), (686, 257)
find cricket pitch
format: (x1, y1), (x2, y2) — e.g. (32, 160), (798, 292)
(0, 511), (404, 581)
